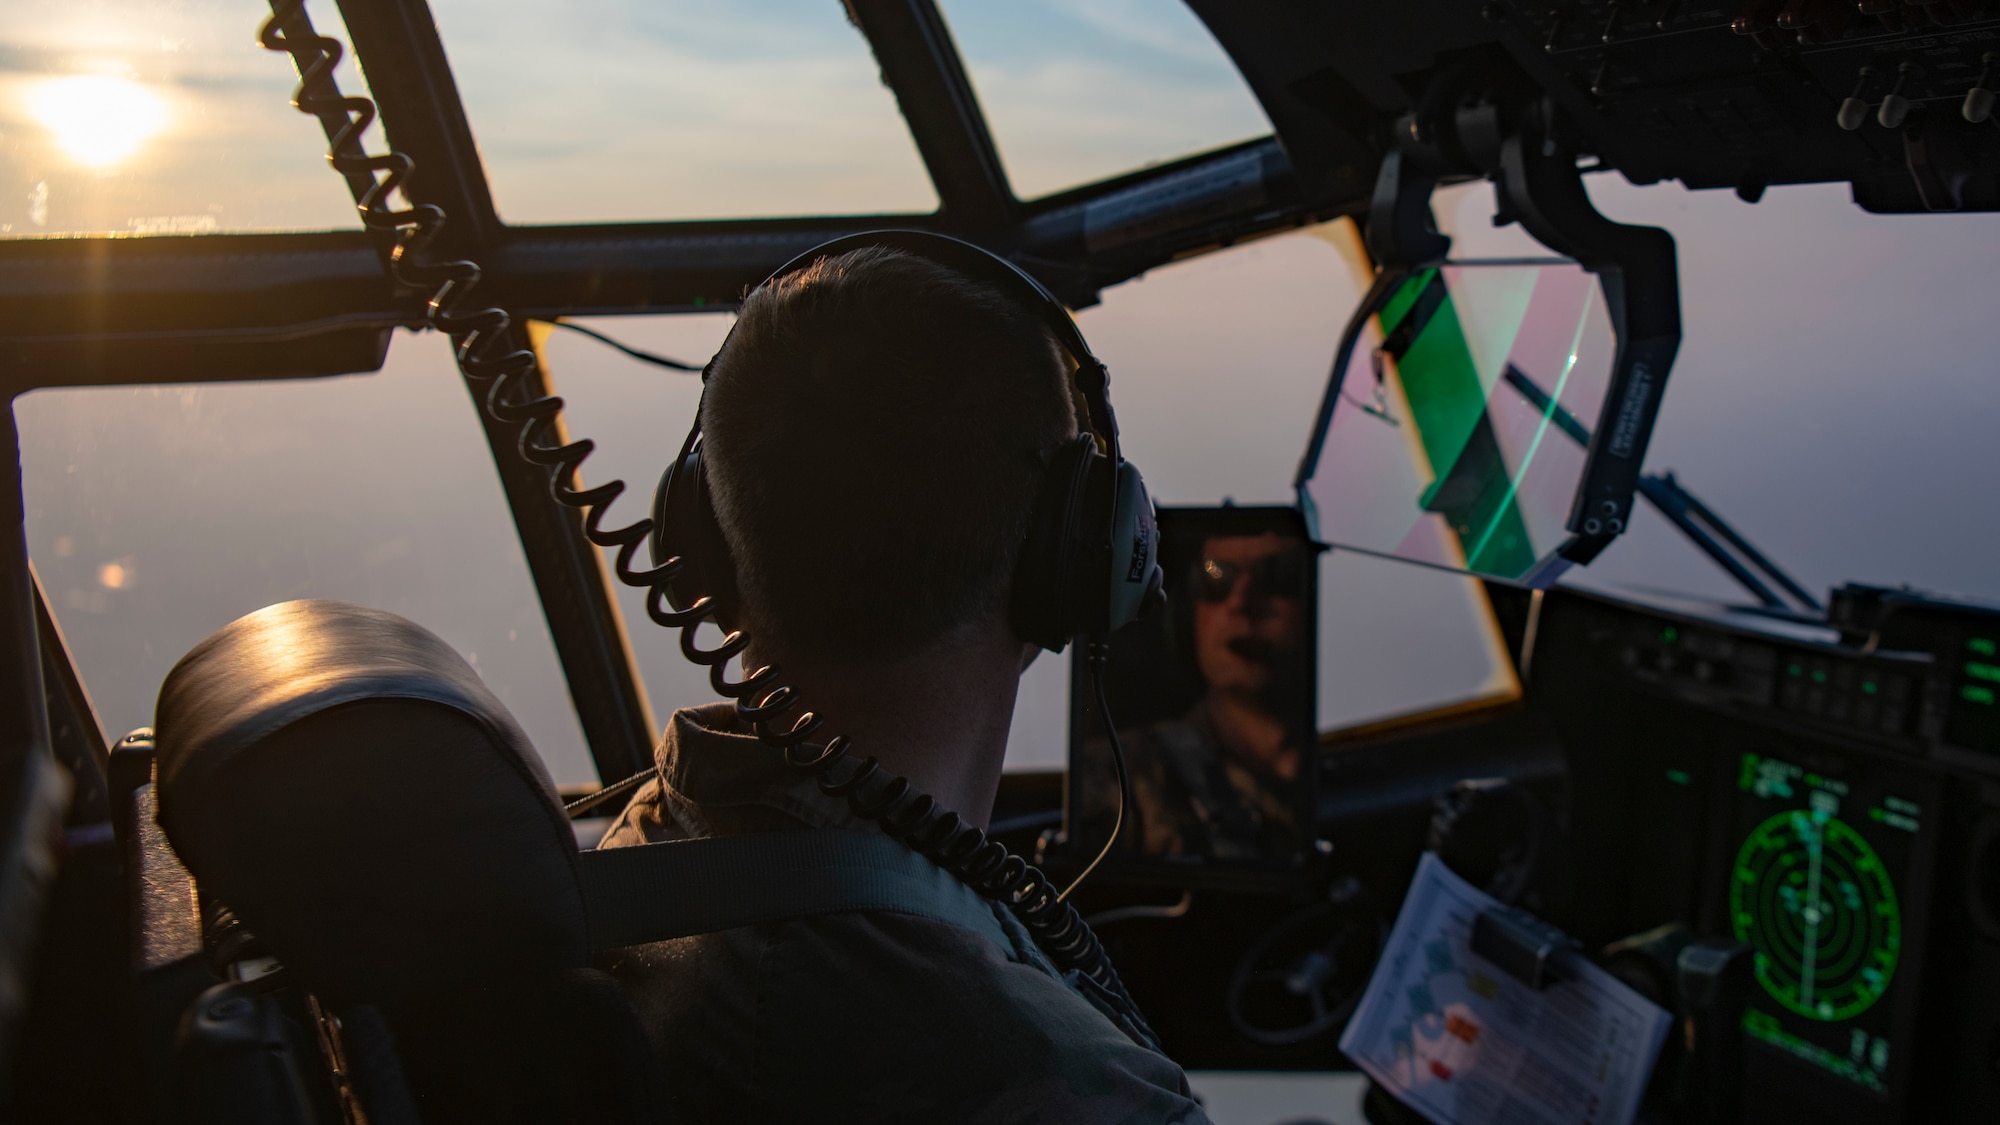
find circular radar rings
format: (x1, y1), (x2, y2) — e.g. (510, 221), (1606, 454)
(1730, 809), (1900, 1022)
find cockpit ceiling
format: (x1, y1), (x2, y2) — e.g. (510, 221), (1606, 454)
(1190, 0), (2000, 212)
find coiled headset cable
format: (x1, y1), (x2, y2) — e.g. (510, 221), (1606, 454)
(260, 1), (1144, 1014)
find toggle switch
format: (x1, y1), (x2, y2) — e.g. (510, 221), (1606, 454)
(1878, 62), (1916, 129)
(1838, 65), (1879, 130)
(1966, 53), (1995, 125)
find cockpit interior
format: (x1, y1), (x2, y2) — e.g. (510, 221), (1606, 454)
(4, 1), (2000, 1123)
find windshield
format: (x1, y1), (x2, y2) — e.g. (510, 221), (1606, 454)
(0, 0), (376, 236)
(1423, 177), (2000, 608)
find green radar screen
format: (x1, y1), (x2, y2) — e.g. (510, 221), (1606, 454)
(1731, 803), (1901, 1021)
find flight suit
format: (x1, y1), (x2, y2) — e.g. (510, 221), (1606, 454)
(1082, 702), (1304, 861)
(597, 703), (1211, 1125)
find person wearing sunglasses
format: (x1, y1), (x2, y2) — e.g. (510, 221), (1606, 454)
(1115, 529), (1313, 861)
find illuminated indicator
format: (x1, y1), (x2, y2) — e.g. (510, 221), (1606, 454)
(1787, 663), (1804, 677)
(1862, 681), (1878, 695)
(1812, 669), (1828, 684)
(1731, 809), (1900, 1022)
(1971, 637), (1997, 658)
(1662, 626), (1679, 644)
(1666, 768), (1692, 786)
(1966, 662), (2000, 684)
(1965, 685), (1997, 707)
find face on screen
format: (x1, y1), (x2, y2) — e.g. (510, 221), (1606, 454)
(1069, 508), (1317, 870)
(1192, 532), (1310, 779)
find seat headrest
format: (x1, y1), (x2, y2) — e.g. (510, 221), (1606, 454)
(154, 599), (587, 1006)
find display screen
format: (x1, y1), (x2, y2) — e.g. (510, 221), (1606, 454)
(1067, 506), (1317, 871)
(1727, 750), (1930, 1100)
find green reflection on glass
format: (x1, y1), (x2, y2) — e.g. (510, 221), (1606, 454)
(1378, 270), (1534, 577)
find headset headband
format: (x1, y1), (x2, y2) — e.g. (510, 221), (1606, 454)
(709, 229), (1122, 461)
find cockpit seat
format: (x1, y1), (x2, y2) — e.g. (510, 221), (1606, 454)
(150, 598), (662, 1123)
(152, 598), (586, 1006)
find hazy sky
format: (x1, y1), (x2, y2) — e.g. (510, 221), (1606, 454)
(8, 1), (1999, 785)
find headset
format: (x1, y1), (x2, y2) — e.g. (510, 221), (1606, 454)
(648, 229), (1166, 652)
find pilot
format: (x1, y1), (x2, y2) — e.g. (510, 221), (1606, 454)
(596, 246), (1211, 1124)
(1114, 530), (1313, 860)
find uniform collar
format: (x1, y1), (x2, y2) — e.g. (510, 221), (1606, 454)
(655, 702), (876, 834)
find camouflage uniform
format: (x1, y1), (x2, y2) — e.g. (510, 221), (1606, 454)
(597, 703), (1210, 1125)
(1086, 702), (1303, 861)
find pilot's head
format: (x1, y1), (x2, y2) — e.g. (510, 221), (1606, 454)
(1190, 531), (1309, 706)
(701, 246), (1079, 666)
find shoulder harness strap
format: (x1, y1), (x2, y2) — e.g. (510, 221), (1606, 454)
(577, 829), (1013, 954)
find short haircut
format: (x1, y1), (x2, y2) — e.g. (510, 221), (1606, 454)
(702, 246), (1078, 663)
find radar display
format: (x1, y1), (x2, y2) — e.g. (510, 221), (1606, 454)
(1727, 752), (1929, 1099)
(1731, 806), (1898, 1022)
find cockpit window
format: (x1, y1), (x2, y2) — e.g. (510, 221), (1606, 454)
(524, 313), (731, 731)
(934, 0), (1271, 200)
(427, 0), (938, 223)
(0, 0), (376, 237)
(16, 337), (598, 786)
(999, 223), (1519, 768)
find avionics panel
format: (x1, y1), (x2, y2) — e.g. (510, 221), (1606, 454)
(1826, 584), (2000, 769)
(1713, 734), (1940, 1123)
(1946, 626), (2000, 754)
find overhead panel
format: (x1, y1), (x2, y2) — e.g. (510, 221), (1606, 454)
(0, 0), (375, 237)
(428, 0), (938, 224)
(934, 0), (1272, 201)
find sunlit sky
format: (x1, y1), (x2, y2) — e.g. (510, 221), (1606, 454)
(1, 0), (1266, 232)
(8, 1), (2000, 789)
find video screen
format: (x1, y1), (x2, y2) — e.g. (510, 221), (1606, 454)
(1067, 506), (1318, 871)
(1722, 743), (1938, 1117)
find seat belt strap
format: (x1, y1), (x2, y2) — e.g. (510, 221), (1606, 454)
(576, 829), (1014, 954)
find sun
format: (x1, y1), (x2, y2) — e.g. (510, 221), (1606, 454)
(29, 76), (169, 168)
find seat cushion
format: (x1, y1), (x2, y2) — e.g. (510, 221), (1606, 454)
(153, 599), (587, 1006)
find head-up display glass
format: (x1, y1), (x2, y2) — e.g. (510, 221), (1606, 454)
(1301, 262), (1617, 584)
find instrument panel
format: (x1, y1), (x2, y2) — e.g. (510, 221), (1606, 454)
(1531, 584), (1994, 1123)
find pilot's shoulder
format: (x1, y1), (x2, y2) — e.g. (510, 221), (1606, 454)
(760, 910), (1210, 1124)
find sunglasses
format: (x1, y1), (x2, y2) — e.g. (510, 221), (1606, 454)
(1193, 552), (1307, 604)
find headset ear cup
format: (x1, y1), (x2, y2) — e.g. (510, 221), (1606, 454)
(1011, 435), (1097, 652)
(1105, 461), (1163, 632)
(651, 438), (737, 620)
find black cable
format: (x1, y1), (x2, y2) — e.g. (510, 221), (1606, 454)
(564, 764), (659, 818)
(1060, 644), (1128, 902)
(545, 320), (704, 372)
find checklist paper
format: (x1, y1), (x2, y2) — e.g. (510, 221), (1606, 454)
(1339, 854), (1673, 1125)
